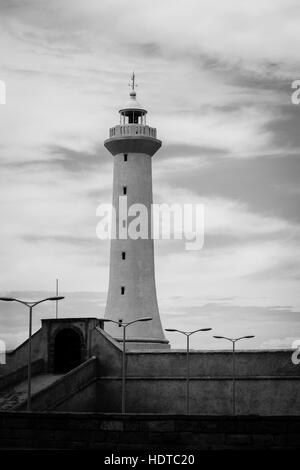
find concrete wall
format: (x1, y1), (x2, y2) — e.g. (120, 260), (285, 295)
(0, 412), (299, 450)
(0, 318), (99, 375)
(93, 330), (300, 415)
(91, 327), (122, 376)
(43, 317), (99, 372)
(16, 357), (98, 412)
(1, 324), (299, 416)
(0, 359), (44, 392)
(0, 328), (47, 373)
(125, 349), (299, 377)
(97, 376), (300, 415)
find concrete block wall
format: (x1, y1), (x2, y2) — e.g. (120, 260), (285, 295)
(97, 376), (300, 415)
(0, 412), (299, 450)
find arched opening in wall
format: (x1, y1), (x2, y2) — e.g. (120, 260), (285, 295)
(53, 328), (82, 373)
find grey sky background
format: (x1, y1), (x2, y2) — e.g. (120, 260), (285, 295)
(0, 0), (299, 350)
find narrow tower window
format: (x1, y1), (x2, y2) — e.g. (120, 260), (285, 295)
(124, 154), (128, 162)
(121, 286), (125, 295)
(122, 251), (126, 260)
(123, 186), (127, 195)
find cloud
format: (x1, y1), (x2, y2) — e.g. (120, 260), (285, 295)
(1, 0), (300, 351)
(158, 143), (228, 161)
(0, 291), (299, 351)
(260, 337), (299, 349)
(7, 145), (105, 174)
(162, 301), (300, 349)
(154, 153), (300, 223)
(267, 104), (300, 149)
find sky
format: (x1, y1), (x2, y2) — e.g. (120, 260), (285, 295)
(0, 0), (300, 351)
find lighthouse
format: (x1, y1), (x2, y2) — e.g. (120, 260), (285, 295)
(104, 74), (169, 349)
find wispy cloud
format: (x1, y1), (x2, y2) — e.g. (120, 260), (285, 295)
(0, 0), (300, 349)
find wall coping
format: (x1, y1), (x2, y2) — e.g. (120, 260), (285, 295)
(98, 375), (300, 381)
(42, 317), (99, 324)
(94, 327), (123, 352)
(126, 348), (295, 355)
(5, 329), (42, 356)
(1, 411), (300, 421)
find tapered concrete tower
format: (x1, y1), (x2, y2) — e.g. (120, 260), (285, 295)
(104, 74), (169, 349)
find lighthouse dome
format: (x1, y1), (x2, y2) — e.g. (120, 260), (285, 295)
(119, 90), (147, 115)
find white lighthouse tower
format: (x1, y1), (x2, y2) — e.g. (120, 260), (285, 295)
(104, 74), (169, 349)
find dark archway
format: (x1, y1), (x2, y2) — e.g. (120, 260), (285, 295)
(54, 328), (82, 373)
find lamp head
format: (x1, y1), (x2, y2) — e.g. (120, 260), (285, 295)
(0, 297), (15, 302)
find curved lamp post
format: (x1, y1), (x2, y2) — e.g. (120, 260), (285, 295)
(165, 327), (212, 414)
(0, 296), (65, 411)
(213, 335), (255, 415)
(101, 317), (152, 413)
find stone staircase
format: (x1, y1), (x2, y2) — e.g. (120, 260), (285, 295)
(0, 374), (63, 411)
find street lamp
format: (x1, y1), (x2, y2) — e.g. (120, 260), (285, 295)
(100, 316), (152, 413)
(165, 327), (212, 414)
(0, 296), (65, 411)
(213, 335), (255, 415)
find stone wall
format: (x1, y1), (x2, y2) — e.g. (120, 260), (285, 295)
(0, 412), (299, 450)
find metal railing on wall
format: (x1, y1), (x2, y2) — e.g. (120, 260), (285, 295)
(109, 125), (157, 139)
